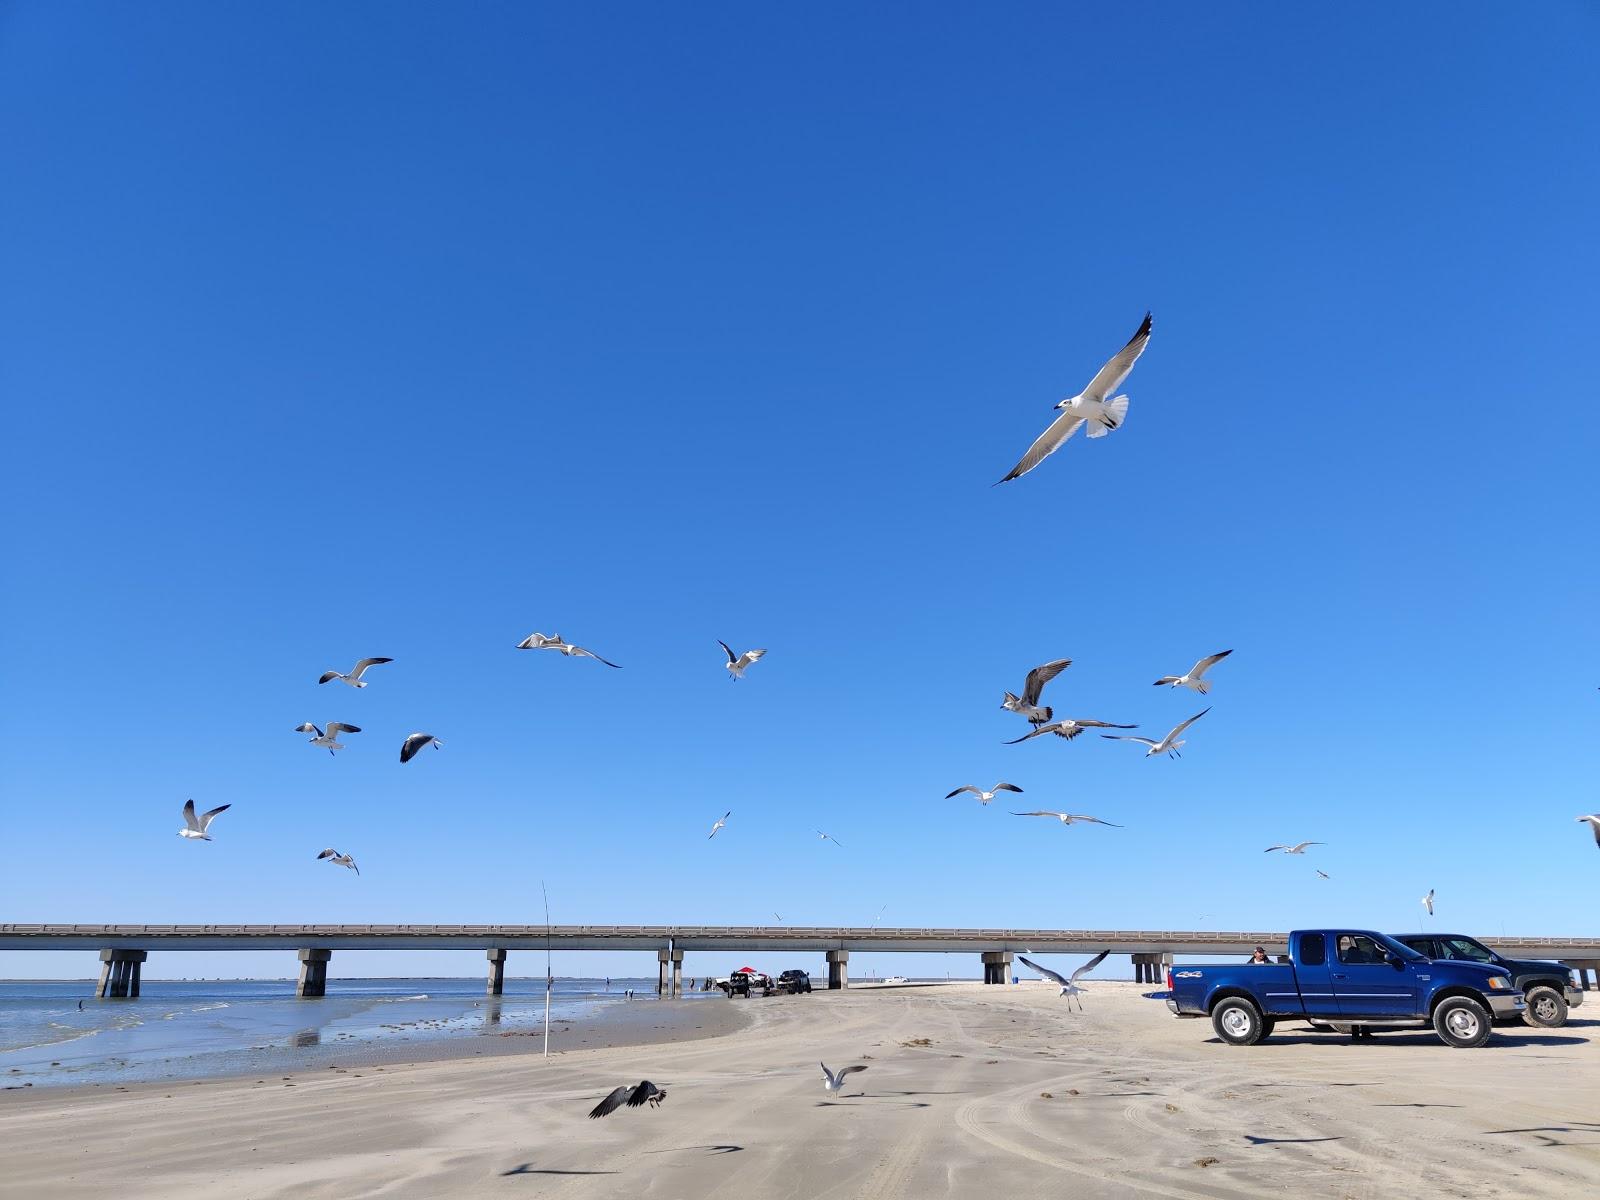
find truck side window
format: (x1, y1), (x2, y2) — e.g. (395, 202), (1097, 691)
(1300, 934), (1326, 966)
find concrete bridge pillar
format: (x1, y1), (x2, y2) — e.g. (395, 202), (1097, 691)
(1131, 953), (1166, 984)
(981, 951), (1013, 984)
(96, 949), (147, 999)
(486, 948), (508, 996)
(657, 948), (670, 997)
(826, 949), (849, 990)
(670, 948), (684, 998)
(297, 948), (332, 998)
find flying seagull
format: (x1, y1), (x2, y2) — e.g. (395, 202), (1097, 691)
(1001, 659), (1072, 726)
(946, 782), (1023, 805)
(1316, 869), (1331, 880)
(178, 800), (230, 841)
(1421, 888), (1435, 916)
(816, 830), (843, 848)
(515, 632), (621, 668)
(997, 312), (1152, 484)
(1004, 717), (1136, 744)
(718, 641), (767, 680)
(293, 722), (361, 755)
(708, 812), (730, 839)
(318, 657), (392, 688)
(1102, 707), (1210, 758)
(587, 1081), (667, 1119)
(1153, 650), (1233, 695)
(1577, 815), (1600, 848)
(1017, 951), (1110, 1011)
(316, 848), (359, 875)
(820, 1062), (868, 1095)
(399, 732), (443, 763)
(1010, 810), (1123, 828)
(1264, 841), (1323, 855)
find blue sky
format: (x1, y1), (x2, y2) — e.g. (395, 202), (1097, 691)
(2, 4), (1597, 983)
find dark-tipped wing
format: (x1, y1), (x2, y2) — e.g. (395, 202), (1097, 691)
(945, 785), (980, 799)
(317, 848), (338, 860)
(588, 1085), (633, 1119)
(318, 671), (339, 684)
(1070, 950), (1110, 982)
(1017, 954), (1069, 987)
(624, 1081), (659, 1107)
(326, 722), (361, 737)
(1080, 311), (1152, 403)
(399, 733), (434, 763)
(994, 782), (1023, 794)
(1002, 726), (1053, 745)
(997, 412), (1085, 484)
(718, 640), (737, 664)
(182, 799), (200, 830)
(1021, 659), (1072, 706)
(1190, 649), (1232, 677)
(198, 803), (231, 828)
(1167, 707), (1211, 740)
(836, 1065), (868, 1079)
(573, 646), (622, 668)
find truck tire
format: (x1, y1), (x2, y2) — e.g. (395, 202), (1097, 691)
(1212, 997), (1268, 1046)
(1432, 996), (1492, 1048)
(1523, 985), (1568, 1028)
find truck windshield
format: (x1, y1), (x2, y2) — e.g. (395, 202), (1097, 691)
(1438, 937), (1496, 963)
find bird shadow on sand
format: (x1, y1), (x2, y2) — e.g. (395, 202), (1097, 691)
(876, 1089), (969, 1097)
(643, 1145), (743, 1156)
(1482, 1122), (1600, 1148)
(1371, 1102), (1462, 1109)
(501, 1165), (618, 1177)
(1244, 1135), (1344, 1146)
(816, 1099), (930, 1108)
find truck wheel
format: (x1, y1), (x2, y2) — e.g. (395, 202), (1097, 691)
(1212, 997), (1267, 1046)
(1432, 996), (1492, 1048)
(1523, 985), (1568, 1028)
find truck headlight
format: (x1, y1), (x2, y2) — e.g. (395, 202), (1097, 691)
(1486, 976), (1509, 990)
(1571, 972), (1581, 988)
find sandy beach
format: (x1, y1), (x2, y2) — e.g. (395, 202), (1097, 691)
(3, 982), (1597, 1199)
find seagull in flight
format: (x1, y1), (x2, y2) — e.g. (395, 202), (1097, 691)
(997, 312), (1152, 484)
(1010, 811), (1122, 828)
(1316, 869), (1331, 880)
(719, 641), (767, 680)
(318, 657), (392, 688)
(587, 1081), (667, 1119)
(1421, 888), (1435, 916)
(1102, 708), (1209, 758)
(1264, 841), (1323, 855)
(816, 830), (843, 848)
(1001, 659), (1071, 726)
(1153, 650), (1233, 695)
(708, 812), (730, 839)
(1004, 717), (1136, 744)
(946, 782), (1023, 805)
(399, 732), (443, 763)
(293, 722), (361, 755)
(1017, 951), (1110, 1011)
(178, 800), (230, 841)
(1577, 815), (1600, 848)
(820, 1062), (868, 1095)
(515, 632), (621, 668)
(316, 848), (359, 875)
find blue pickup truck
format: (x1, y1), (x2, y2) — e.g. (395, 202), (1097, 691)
(1166, 928), (1523, 1048)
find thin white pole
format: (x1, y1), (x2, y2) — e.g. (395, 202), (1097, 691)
(542, 880), (552, 1059)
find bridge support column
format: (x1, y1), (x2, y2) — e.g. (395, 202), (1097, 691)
(297, 948), (332, 998)
(826, 949), (849, 990)
(657, 948), (670, 997)
(486, 949), (507, 996)
(97, 949), (146, 999)
(981, 951), (1013, 984)
(670, 949), (684, 998)
(1132, 953), (1164, 984)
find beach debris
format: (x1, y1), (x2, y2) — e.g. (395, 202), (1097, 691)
(318, 657), (392, 688)
(293, 722), (361, 756)
(1264, 841), (1323, 855)
(178, 800), (231, 842)
(1009, 811), (1123, 828)
(899, 1037), (933, 1047)
(718, 641), (767, 680)
(515, 632), (620, 668)
(708, 812), (730, 839)
(1194, 1157), (1219, 1168)
(1153, 649), (1232, 695)
(1001, 659), (1071, 726)
(820, 1062), (868, 1094)
(998, 311), (1151, 483)
(1017, 951), (1110, 1011)
(1040, 1092), (1053, 1099)
(1005, 717), (1137, 745)
(1102, 708), (1210, 759)
(399, 732), (443, 764)
(316, 848), (360, 875)
(945, 782), (1023, 805)
(588, 1080), (667, 1119)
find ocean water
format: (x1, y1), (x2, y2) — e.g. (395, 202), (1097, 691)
(0, 977), (699, 1089)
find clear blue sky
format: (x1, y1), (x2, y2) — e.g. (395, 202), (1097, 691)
(3, 4), (1597, 983)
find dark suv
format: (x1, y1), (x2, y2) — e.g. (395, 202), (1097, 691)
(1393, 933), (1582, 1027)
(777, 969), (813, 995)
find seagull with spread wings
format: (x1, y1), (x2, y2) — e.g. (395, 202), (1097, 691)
(399, 732), (443, 763)
(1577, 815), (1600, 848)
(816, 830), (843, 848)
(177, 800), (230, 842)
(1101, 708), (1209, 758)
(1153, 649), (1232, 695)
(820, 1062), (869, 1095)
(316, 848), (359, 875)
(1264, 841), (1323, 855)
(293, 722), (361, 756)
(318, 657), (392, 688)
(946, 782), (1023, 805)
(708, 812), (730, 839)
(1000, 659), (1071, 726)
(515, 632), (621, 668)
(719, 641), (767, 680)
(1017, 951), (1110, 1011)
(1421, 888), (1435, 916)
(1005, 717), (1136, 744)
(997, 313), (1152, 484)
(587, 1081), (667, 1119)
(1010, 811), (1122, 828)
(1315, 869), (1331, 879)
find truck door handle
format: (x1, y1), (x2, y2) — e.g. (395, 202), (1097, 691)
(1332, 973), (1348, 980)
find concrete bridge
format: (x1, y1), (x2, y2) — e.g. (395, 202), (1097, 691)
(5, 924), (1598, 999)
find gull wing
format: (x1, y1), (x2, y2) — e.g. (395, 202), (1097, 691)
(182, 799), (201, 830)
(1021, 659), (1071, 707)
(295, 723), (323, 737)
(317, 848), (339, 860)
(1581, 816), (1600, 847)
(572, 645), (622, 668)
(1263, 845), (1289, 853)
(718, 640), (738, 665)
(1070, 950), (1110, 982)
(1152, 675), (1181, 686)
(1002, 725), (1055, 745)
(351, 657), (392, 679)
(1009, 810), (1062, 819)
(1165, 707), (1211, 741)
(515, 633), (542, 649)
(326, 722), (361, 737)
(836, 1064), (868, 1079)
(588, 1085), (633, 1119)
(1292, 841), (1323, 853)
(997, 412), (1085, 484)
(945, 785), (982, 799)
(1073, 719), (1136, 729)
(1079, 312), (1152, 403)
(1188, 649), (1233, 679)
(1017, 954), (1069, 987)
(1102, 734), (1159, 748)
(1070, 815), (1123, 827)
(624, 1081), (659, 1108)
(994, 782), (1023, 794)
(318, 671), (340, 685)
(197, 803), (231, 831)
(399, 733), (436, 764)
(738, 648), (768, 668)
